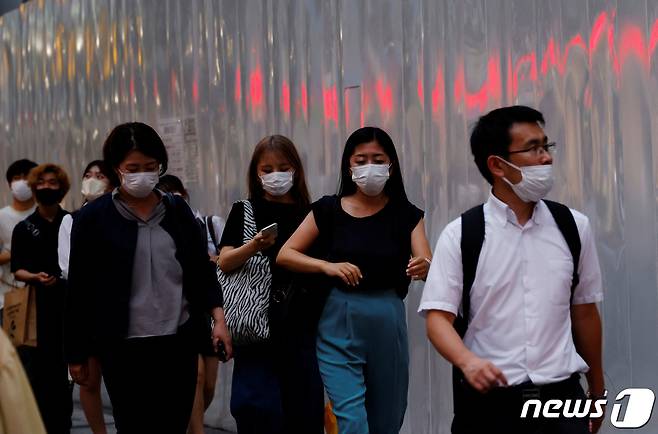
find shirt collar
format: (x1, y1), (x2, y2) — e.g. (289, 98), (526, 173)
(111, 187), (163, 201)
(112, 188), (165, 224)
(486, 191), (546, 227)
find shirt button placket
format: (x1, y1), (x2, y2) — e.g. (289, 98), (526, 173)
(521, 232), (534, 373)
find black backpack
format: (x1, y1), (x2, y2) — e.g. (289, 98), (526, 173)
(452, 199), (581, 414)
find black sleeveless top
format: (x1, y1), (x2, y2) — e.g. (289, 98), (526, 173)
(311, 195), (423, 298)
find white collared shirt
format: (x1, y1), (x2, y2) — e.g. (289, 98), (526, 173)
(418, 193), (603, 386)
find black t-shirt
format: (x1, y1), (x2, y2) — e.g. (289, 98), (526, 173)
(311, 195), (423, 298)
(11, 207), (68, 279)
(219, 197), (309, 287)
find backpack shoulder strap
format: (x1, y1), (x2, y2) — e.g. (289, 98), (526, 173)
(543, 200), (581, 300)
(458, 204), (485, 337)
(452, 203), (485, 415)
(206, 215), (219, 252)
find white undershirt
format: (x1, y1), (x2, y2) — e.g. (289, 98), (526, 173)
(57, 213), (73, 280)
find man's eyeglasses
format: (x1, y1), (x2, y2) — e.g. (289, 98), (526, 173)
(507, 142), (556, 156)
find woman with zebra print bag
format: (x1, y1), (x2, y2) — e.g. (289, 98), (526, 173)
(217, 135), (324, 434)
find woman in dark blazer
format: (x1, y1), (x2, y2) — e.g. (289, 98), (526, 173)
(64, 122), (232, 434)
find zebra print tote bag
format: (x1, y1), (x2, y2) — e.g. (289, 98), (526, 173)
(217, 200), (272, 345)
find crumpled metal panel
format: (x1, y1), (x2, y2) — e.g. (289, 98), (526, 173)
(0, 1), (656, 432)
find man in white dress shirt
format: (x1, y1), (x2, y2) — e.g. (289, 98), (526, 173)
(419, 106), (604, 433)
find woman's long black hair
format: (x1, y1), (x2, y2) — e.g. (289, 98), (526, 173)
(337, 127), (407, 201)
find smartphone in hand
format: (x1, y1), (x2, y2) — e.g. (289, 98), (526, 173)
(261, 222), (278, 238)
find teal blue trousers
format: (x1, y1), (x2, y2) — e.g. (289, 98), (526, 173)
(317, 288), (409, 434)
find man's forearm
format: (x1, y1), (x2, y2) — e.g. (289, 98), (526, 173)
(426, 310), (475, 370)
(0, 250), (11, 265)
(571, 303), (604, 395)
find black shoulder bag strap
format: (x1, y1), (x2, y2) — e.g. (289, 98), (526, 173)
(205, 215), (219, 255)
(543, 200), (581, 299)
(452, 204), (485, 415)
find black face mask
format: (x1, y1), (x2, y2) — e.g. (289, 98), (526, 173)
(35, 188), (62, 206)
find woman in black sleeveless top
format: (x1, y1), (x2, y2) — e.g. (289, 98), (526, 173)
(277, 127), (432, 434)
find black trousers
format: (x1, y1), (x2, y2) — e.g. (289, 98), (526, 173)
(230, 339), (325, 434)
(231, 343), (285, 434)
(19, 283), (73, 434)
(230, 303), (325, 434)
(19, 346), (73, 434)
(452, 373), (590, 434)
(277, 328), (325, 434)
(97, 324), (198, 434)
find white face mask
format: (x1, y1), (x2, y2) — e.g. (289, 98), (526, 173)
(120, 171), (159, 198)
(260, 171), (294, 196)
(351, 163), (390, 196)
(498, 158), (554, 203)
(10, 179), (32, 202)
(81, 177), (108, 201)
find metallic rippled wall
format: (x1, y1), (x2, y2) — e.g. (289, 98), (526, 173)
(1, 1), (657, 432)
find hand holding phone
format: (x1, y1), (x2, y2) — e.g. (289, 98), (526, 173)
(261, 222), (278, 238)
(250, 223), (277, 252)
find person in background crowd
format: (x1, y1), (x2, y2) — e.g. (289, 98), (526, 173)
(0, 159), (37, 325)
(157, 174), (225, 264)
(419, 106), (604, 433)
(0, 328), (46, 434)
(65, 122), (232, 434)
(277, 127), (432, 434)
(58, 160), (114, 277)
(156, 174), (225, 434)
(12, 163), (72, 434)
(218, 135), (324, 434)
(58, 160), (115, 434)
